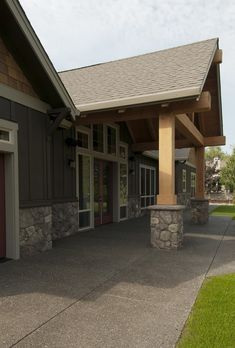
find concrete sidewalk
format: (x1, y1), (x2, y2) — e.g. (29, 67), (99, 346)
(0, 213), (234, 348)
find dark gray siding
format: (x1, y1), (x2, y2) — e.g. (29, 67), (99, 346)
(0, 96), (76, 207)
(52, 127), (76, 201)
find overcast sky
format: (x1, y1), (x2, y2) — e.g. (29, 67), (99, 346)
(19, 0), (235, 153)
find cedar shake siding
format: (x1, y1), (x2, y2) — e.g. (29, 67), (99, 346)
(0, 36), (38, 98)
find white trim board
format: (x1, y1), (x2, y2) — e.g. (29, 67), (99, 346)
(0, 83), (50, 114)
(0, 118), (19, 260)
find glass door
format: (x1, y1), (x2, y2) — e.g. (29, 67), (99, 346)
(78, 154), (91, 229)
(0, 153), (6, 258)
(94, 159), (113, 226)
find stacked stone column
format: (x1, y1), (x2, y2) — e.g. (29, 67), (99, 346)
(191, 199), (209, 224)
(149, 205), (185, 250)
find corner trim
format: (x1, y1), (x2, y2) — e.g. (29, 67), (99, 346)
(0, 119), (19, 259)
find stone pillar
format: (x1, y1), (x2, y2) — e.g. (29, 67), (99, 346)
(191, 199), (209, 224)
(149, 205), (185, 250)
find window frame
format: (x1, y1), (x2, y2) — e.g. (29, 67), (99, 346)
(191, 172), (196, 197)
(0, 127), (12, 144)
(106, 124), (118, 157)
(76, 152), (93, 231)
(140, 164), (156, 209)
(92, 124), (105, 154)
(76, 126), (91, 152)
(182, 169), (187, 193)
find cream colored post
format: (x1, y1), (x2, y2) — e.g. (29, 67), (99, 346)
(157, 114), (177, 205)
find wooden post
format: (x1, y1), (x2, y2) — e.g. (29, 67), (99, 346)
(157, 114), (177, 205)
(195, 147), (205, 199)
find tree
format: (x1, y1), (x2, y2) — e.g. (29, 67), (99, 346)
(205, 162), (221, 193)
(205, 146), (226, 193)
(205, 146), (226, 161)
(221, 148), (235, 193)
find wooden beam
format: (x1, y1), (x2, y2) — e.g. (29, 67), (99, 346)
(157, 114), (177, 205)
(47, 108), (71, 136)
(131, 139), (190, 152)
(204, 136), (226, 146)
(175, 114), (204, 146)
(131, 136), (225, 152)
(126, 121), (136, 142)
(146, 119), (157, 140)
(213, 49), (223, 64)
(76, 91), (211, 125)
(195, 147), (205, 199)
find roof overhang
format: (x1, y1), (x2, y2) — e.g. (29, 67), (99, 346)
(77, 86), (201, 113)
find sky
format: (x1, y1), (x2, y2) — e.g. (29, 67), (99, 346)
(19, 0), (235, 153)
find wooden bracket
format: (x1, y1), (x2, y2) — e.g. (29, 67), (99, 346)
(47, 107), (71, 136)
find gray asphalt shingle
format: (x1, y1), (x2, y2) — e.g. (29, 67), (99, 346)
(59, 38), (218, 111)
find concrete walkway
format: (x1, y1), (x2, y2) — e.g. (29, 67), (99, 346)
(0, 212), (234, 348)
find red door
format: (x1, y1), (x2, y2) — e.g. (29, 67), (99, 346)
(94, 159), (113, 226)
(0, 153), (6, 258)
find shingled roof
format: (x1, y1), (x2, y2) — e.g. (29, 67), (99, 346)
(59, 38), (218, 112)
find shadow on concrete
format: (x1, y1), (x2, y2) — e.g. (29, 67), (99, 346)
(0, 210), (234, 347)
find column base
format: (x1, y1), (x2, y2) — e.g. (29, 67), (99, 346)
(156, 194), (177, 205)
(191, 199), (209, 224)
(148, 205), (185, 250)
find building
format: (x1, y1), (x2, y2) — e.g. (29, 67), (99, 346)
(0, 0), (225, 259)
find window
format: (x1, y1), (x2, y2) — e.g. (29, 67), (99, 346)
(77, 131), (89, 149)
(93, 125), (104, 152)
(140, 166), (156, 208)
(107, 126), (117, 156)
(0, 129), (10, 142)
(191, 172), (196, 197)
(120, 163), (128, 219)
(182, 169), (187, 193)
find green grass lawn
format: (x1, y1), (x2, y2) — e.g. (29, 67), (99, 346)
(210, 205), (235, 220)
(177, 274), (235, 348)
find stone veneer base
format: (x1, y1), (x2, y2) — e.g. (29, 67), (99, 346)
(19, 201), (79, 257)
(128, 195), (141, 218)
(52, 201), (79, 240)
(191, 199), (209, 224)
(148, 205), (185, 250)
(20, 206), (52, 257)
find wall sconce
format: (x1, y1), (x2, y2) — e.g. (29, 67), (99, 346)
(65, 137), (77, 147)
(68, 159), (76, 168)
(128, 155), (136, 175)
(128, 155), (136, 162)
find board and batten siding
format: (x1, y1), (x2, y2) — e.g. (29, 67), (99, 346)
(0, 96), (76, 208)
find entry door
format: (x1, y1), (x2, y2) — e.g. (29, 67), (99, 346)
(94, 159), (113, 226)
(0, 153), (6, 258)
